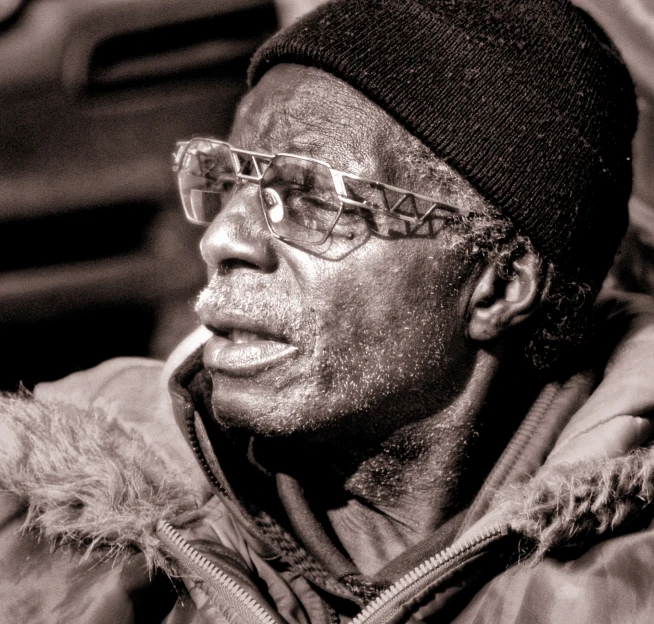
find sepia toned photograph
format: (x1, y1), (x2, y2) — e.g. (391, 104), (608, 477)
(0, 0), (653, 621)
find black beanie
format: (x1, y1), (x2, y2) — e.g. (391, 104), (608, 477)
(248, 0), (637, 293)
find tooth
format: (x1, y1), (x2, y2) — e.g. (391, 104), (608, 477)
(231, 329), (261, 343)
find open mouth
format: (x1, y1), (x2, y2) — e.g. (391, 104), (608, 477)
(203, 325), (298, 376)
(213, 328), (285, 344)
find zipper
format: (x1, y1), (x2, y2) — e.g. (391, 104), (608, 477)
(156, 519), (283, 624)
(183, 407), (228, 496)
(351, 522), (509, 624)
(177, 396), (510, 624)
(158, 509), (507, 624)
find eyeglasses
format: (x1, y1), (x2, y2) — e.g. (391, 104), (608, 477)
(172, 138), (474, 246)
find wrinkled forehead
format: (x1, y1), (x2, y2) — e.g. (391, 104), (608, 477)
(229, 64), (402, 180)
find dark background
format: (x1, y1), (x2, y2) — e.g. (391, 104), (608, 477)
(0, 0), (652, 390)
(0, 0), (278, 389)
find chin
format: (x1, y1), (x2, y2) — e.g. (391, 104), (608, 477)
(209, 386), (362, 442)
(210, 389), (317, 438)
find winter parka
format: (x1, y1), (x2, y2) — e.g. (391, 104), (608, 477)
(1, 341), (654, 624)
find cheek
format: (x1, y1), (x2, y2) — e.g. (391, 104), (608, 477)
(303, 254), (469, 403)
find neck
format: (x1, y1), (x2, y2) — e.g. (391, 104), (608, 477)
(260, 348), (538, 575)
(329, 351), (502, 574)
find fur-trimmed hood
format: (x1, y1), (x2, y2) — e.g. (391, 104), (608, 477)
(505, 446), (654, 557)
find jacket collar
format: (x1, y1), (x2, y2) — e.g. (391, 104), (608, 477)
(168, 346), (362, 602)
(168, 343), (654, 593)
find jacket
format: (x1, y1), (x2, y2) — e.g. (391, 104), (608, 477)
(1, 337), (653, 624)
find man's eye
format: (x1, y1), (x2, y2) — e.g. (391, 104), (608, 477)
(291, 193), (338, 216)
(283, 186), (335, 208)
(337, 203), (372, 223)
(278, 189), (338, 229)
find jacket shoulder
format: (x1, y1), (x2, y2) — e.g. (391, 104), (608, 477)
(456, 520), (654, 623)
(34, 356), (164, 409)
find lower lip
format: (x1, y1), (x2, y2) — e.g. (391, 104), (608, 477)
(203, 334), (298, 376)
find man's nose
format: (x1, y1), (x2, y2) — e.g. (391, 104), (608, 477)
(199, 185), (278, 274)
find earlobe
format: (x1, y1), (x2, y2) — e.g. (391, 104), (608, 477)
(467, 251), (542, 341)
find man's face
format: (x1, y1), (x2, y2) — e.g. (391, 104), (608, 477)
(196, 65), (480, 442)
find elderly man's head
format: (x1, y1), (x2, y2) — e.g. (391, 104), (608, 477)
(181, 0), (637, 443)
(193, 65), (494, 439)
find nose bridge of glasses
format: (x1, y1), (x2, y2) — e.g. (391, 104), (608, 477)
(230, 145), (272, 180)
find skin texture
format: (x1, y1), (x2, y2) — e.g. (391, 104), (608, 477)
(196, 64), (543, 574)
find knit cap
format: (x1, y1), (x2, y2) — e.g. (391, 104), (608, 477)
(249, 0), (637, 293)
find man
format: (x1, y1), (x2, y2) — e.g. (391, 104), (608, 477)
(2, 0), (654, 622)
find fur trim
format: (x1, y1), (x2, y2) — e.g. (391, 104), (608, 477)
(504, 446), (654, 559)
(3, 390), (653, 574)
(0, 391), (199, 573)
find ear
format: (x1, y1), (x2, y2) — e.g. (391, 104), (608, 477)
(467, 250), (542, 341)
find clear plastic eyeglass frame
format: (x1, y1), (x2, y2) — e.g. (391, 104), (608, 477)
(172, 137), (474, 246)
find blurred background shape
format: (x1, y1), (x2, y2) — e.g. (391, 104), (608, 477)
(0, 0), (25, 25)
(0, 0), (276, 389)
(274, 0), (327, 27)
(0, 0), (652, 390)
(573, 0), (654, 297)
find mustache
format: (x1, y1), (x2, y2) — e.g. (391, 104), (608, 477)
(195, 275), (305, 338)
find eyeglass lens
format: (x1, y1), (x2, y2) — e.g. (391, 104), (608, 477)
(260, 155), (342, 244)
(178, 140), (347, 245)
(178, 141), (237, 224)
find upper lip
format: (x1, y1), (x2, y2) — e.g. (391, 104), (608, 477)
(198, 309), (289, 344)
